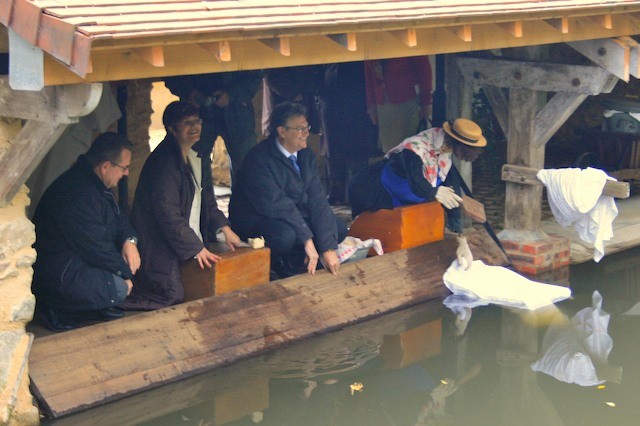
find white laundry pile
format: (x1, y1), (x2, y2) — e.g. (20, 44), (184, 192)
(531, 291), (615, 386)
(443, 260), (571, 310)
(336, 236), (384, 263)
(537, 167), (618, 262)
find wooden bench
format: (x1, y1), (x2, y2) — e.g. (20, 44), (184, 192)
(180, 243), (271, 301)
(348, 202), (445, 253)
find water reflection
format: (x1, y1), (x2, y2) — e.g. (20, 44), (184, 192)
(46, 247), (640, 426)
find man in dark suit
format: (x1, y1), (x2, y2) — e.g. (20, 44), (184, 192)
(230, 102), (347, 278)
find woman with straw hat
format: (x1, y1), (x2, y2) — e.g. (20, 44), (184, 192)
(348, 118), (486, 270)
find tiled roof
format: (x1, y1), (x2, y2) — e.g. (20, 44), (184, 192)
(3, 0), (640, 83)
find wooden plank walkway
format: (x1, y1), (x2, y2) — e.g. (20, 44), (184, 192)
(29, 230), (507, 418)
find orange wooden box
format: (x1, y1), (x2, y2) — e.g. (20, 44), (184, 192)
(348, 202), (445, 253)
(180, 245), (271, 301)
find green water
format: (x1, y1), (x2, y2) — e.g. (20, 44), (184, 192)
(47, 247), (640, 426)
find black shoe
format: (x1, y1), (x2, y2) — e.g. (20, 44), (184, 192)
(80, 308), (125, 321)
(40, 308), (78, 332)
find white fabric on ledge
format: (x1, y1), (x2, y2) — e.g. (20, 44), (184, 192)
(443, 260), (571, 310)
(537, 167), (618, 262)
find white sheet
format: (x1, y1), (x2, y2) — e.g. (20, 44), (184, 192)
(443, 260), (571, 310)
(537, 167), (618, 262)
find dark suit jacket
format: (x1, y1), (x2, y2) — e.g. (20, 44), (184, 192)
(229, 136), (339, 253)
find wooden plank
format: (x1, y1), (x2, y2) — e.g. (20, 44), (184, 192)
(501, 164), (631, 198)
(29, 231), (508, 418)
(133, 45), (164, 67)
(544, 17), (569, 33)
(326, 33), (357, 51)
(446, 24), (472, 42)
(497, 21), (523, 38)
(534, 92), (589, 147)
(258, 37), (290, 56)
(199, 40), (231, 62)
(389, 28), (417, 47)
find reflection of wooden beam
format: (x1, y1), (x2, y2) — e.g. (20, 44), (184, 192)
(498, 21), (523, 38)
(326, 33), (357, 51)
(593, 14), (613, 30)
(446, 25), (472, 42)
(544, 18), (569, 34)
(199, 41), (231, 62)
(389, 29), (417, 47)
(259, 37), (290, 56)
(567, 38), (629, 81)
(502, 164), (630, 198)
(133, 46), (164, 67)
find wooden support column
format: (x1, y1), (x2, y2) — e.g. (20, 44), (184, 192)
(504, 88), (544, 231)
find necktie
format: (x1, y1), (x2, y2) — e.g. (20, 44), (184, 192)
(289, 154), (300, 174)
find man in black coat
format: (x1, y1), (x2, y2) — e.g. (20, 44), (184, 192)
(32, 132), (140, 331)
(230, 102), (347, 278)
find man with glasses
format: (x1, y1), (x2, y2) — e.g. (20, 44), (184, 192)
(32, 132), (139, 331)
(230, 102), (348, 279)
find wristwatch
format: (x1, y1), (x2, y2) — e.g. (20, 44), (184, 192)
(126, 236), (138, 245)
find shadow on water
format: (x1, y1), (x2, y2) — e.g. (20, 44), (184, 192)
(44, 247), (640, 426)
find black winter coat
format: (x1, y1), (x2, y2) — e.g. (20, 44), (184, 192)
(32, 156), (137, 311)
(229, 136), (339, 253)
(124, 135), (229, 310)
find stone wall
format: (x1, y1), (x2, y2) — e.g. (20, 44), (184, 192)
(0, 118), (39, 425)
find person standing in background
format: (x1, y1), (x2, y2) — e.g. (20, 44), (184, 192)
(365, 56), (433, 153)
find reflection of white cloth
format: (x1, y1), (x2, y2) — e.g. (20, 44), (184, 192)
(537, 168), (618, 262)
(336, 236), (383, 263)
(531, 291), (613, 386)
(443, 260), (571, 310)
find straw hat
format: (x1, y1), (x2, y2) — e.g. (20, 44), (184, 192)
(443, 118), (487, 147)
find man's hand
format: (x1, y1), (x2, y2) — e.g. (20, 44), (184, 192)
(220, 226), (242, 251)
(122, 241), (141, 275)
(194, 247), (222, 270)
(456, 235), (473, 271)
(435, 186), (462, 210)
(321, 250), (340, 275)
(303, 239), (320, 275)
(124, 279), (134, 296)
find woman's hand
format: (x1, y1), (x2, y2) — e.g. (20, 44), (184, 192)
(435, 186), (462, 209)
(220, 226), (242, 251)
(194, 247), (222, 269)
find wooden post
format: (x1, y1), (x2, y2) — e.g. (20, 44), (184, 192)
(504, 87), (544, 231)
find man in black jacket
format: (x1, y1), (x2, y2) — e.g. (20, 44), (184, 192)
(230, 102), (347, 278)
(32, 132), (140, 331)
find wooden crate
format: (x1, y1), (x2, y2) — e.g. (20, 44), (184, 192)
(180, 245), (271, 300)
(348, 202), (444, 253)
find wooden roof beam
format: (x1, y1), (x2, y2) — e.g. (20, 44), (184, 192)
(259, 37), (290, 56)
(389, 29), (417, 47)
(618, 36), (640, 78)
(199, 41), (231, 62)
(133, 46), (164, 67)
(446, 25), (472, 42)
(326, 33), (357, 51)
(566, 38), (629, 82)
(592, 14), (613, 30)
(544, 18), (569, 34)
(497, 21), (523, 38)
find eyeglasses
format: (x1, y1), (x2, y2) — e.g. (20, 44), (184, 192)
(176, 118), (203, 127)
(285, 125), (311, 134)
(109, 161), (130, 172)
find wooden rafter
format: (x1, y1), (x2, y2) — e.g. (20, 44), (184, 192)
(132, 46), (164, 67)
(497, 21), (523, 38)
(593, 14), (613, 30)
(544, 18), (569, 33)
(326, 33), (357, 51)
(389, 29), (417, 47)
(446, 25), (472, 42)
(199, 41), (231, 62)
(259, 37), (290, 56)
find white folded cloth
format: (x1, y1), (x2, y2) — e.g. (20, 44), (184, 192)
(336, 236), (384, 263)
(537, 167), (618, 262)
(443, 260), (571, 310)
